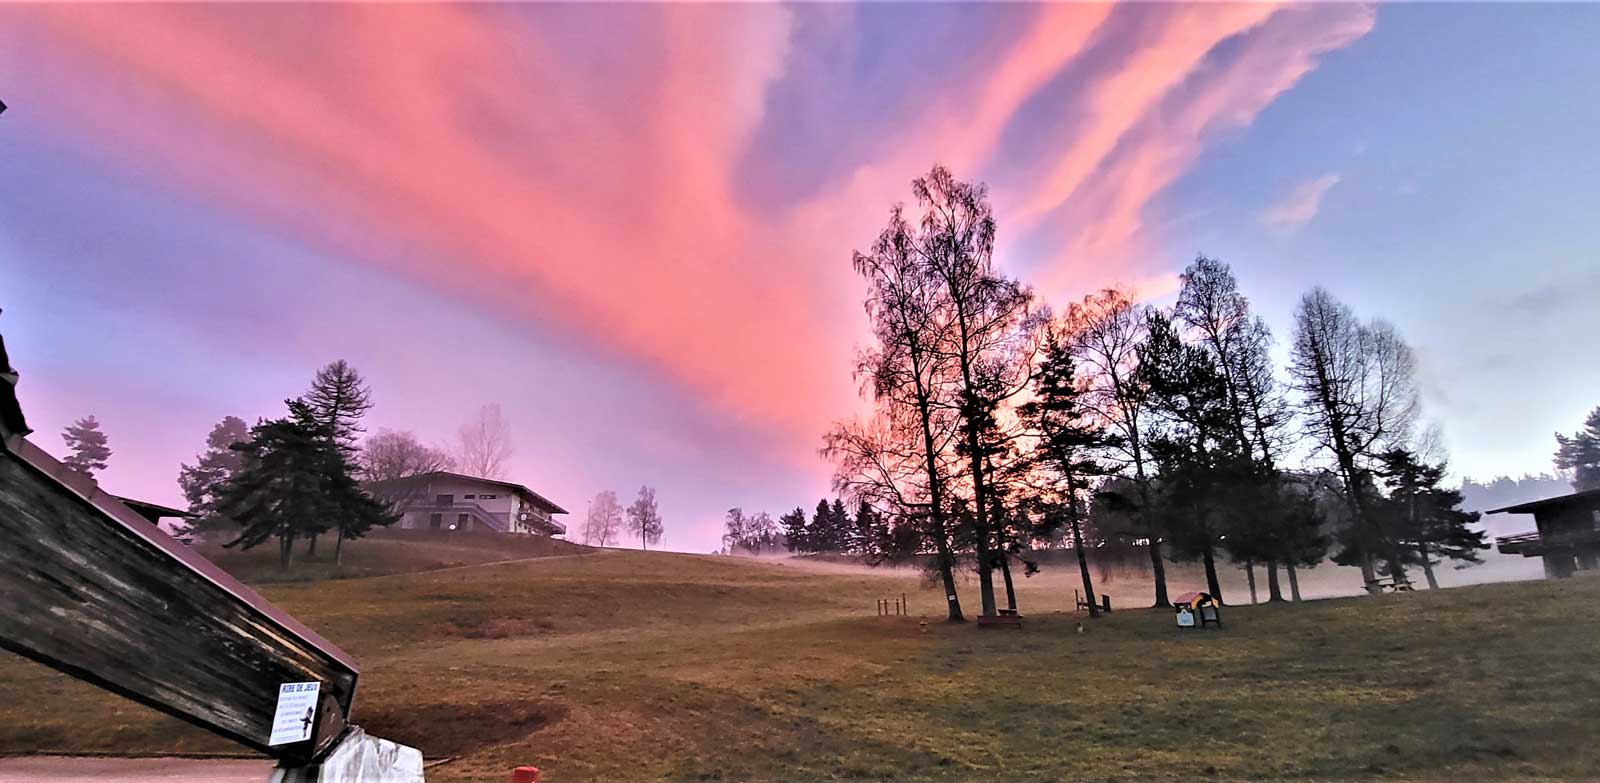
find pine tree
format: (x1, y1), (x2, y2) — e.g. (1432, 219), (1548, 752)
(216, 400), (394, 570)
(61, 415), (111, 477)
(1138, 310), (1240, 602)
(1376, 449), (1488, 589)
(1555, 406), (1600, 492)
(780, 507), (810, 553)
(811, 499), (836, 552)
(176, 416), (250, 541)
(303, 360), (374, 453)
(1019, 327), (1121, 617)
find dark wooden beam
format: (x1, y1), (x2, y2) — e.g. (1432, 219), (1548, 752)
(0, 435), (358, 765)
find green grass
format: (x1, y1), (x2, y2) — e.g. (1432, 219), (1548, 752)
(1, 546), (1597, 782)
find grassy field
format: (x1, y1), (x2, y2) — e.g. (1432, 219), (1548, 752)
(2, 544), (1598, 782)
(190, 528), (593, 583)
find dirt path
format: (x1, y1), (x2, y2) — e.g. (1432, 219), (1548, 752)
(0, 755), (271, 782)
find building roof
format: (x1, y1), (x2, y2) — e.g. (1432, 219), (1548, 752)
(115, 496), (197, 521)
(368, 471), (569, 515)
(1486, 487), (1600, 515)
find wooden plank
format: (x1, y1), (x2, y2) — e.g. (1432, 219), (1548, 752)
(0, 438), (358, 765)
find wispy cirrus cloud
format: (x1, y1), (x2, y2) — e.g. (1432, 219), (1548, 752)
(0, 4), (1376, 547)
(1262, 172), (1345, 231)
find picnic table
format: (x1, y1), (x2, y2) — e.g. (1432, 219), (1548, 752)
(1365, 575), (1415, 593)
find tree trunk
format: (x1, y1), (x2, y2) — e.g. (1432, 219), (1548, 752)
(1146, 536), (1170, 608)
(1417, 541), (1439, 589)
(1133, 474), (1170, 607)
(1072, 514), (1100, 618)
(932, 525), (965, 623)
(1286, 562), (1303, 601)
(1266, 559), (1284, 602)
(1202, 544), (1224, 604)
(278, 533), (295, 571)
(306, 534), (318, 558)
(999, 552), (1017, 614)
(917, 409), (964, 623)
(334, 531), (345, 565)
(1244, 561), (1258, 604)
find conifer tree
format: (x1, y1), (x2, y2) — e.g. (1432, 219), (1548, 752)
(1376, 448), (1488, 589)
(176, 415), (250, 541)
(61, 415), (111, 477)
(216, 400), (394, 570)
(1555, 406), (1600, 492)
(1018, 327), (1120, 617)
(303, 360), (374, 453)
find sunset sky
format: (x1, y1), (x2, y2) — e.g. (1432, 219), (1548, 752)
(3, 4), (1597, 552)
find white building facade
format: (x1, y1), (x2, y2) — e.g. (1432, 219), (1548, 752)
(368, 472), (567, 537)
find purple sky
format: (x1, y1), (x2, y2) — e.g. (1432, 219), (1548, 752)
(3, 4), (1597, 552)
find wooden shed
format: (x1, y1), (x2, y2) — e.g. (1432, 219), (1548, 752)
(1490, 488), (1600, 579)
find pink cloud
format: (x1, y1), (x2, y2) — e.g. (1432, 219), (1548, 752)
(1263, 172), (1345, 230)
(2, 3), (1374, 462)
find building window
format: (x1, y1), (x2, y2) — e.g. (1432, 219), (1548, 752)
(457, 513), (470, 531)
(463, 494), (476, 500)
(479, 494), (497, 500)
(429, 513), (442, 529)
(436, 494), (454, 506)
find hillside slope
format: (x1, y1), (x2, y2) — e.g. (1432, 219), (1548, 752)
(2, 552), (1598, 782)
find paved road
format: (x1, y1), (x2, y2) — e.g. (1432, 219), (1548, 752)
(0, 756), (272, 782)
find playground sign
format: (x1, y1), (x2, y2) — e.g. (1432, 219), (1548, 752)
(271, 682), (324, 746)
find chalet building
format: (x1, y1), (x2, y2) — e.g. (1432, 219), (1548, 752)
(367, 471), (567, 537)
(1490, 488), (1600, 579)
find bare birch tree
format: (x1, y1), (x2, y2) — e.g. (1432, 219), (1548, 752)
(825, 194), (966, 622)
(456, 404), (514, 479)
(1289, 287), (1419, 590)
(1068, 288), (1170, 607)
(584, 490), (623, 547)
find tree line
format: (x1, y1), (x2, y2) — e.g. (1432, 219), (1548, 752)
(821, 165), (1493, 622)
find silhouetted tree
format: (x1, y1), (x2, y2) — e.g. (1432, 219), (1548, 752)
(217, 400), (393, 569)
(1555, 406), (1600, 492)
(1018, 326), (1121, 617)
(1289, 287), (1418, 591)
(780, 507), (810, 553)
(626, 485), (663, 550)
(61, 415), (111, 478)
(722, 508), (779, 554)
(1175, 256), (1297, 600)
(1376, 449), (1488, 589)
(1069, 289), (1170, 607)
(176, 415), (250, 542)
(915, 165), (1044, 618)
(1139, 310), (1241, 602)
(828, 191), (966, 622)
(303, 360), (373, 453)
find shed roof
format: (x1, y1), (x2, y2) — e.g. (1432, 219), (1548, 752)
(1486, 487), (1600, 515)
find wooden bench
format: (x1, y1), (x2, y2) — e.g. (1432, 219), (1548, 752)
(1365, 576), (1415, 593)
(977, 612), (1022, 629)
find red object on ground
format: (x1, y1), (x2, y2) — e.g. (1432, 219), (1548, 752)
(510, 767), (541, 783)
